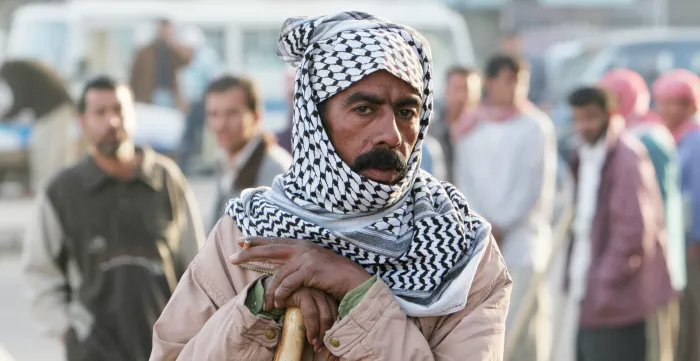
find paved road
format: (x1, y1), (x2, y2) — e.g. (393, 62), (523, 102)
(0, 177), (217, 361)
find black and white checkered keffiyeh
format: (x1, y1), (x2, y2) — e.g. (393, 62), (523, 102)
(225, 11), (490, 316)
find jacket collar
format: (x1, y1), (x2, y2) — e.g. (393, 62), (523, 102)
(672, 116), (700, 144)
(79, 146), (161, 192)
(570, 115), (626, 176)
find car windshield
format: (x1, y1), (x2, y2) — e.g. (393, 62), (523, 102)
(417, 28), (456, 98)
(608, 40), (700, 85)
(555, 49), (602, 97)
(9, 19), (69, 76)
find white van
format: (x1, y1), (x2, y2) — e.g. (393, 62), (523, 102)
(3, 0), (474, 175)
(7, 0), (474, 126)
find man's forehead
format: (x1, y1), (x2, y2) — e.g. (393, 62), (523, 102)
(206, 88), (248, 107)
(87, 86), (130, 101)
(344, 70), (420, 97)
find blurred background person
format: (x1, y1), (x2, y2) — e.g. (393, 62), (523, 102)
(275, 66), (297, 155)
(176, 26), (222, 174)
(0, 60), (80, 194)
(600, 68), (687, 296)
(420, 133), (447, 180)
(559, 86), (676, 361)
(429, 66), (481, 182)
(452, 54), (557, 361)
(21, 76), (204, 361)
(205, 75), (291, 229)
(653, 69), (700, 361)
(499, 30), (548, 110)
(129, 19), (192, 112)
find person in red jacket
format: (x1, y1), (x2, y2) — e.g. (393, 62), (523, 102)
(559, 86), (676, 361)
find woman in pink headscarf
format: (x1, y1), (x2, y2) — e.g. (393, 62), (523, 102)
(653, 68), (700, 361)
(600, 67), (687, 278)
(600, 68), (662, 125)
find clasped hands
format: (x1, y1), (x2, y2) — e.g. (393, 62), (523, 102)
(230, 237), (371, 352)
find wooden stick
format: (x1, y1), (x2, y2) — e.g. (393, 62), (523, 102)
(243, 238), (306, 361)
(273, 307), (306, 361)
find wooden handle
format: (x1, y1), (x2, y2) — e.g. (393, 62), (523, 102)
(273, 307), (306, 361)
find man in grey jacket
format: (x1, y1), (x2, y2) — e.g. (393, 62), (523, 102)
(205, 75), (292, 229)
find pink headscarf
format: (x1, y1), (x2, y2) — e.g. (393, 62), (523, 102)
(652, 69), (700, 108)
(599, 68), (660, 126)
(652, 69), (700, 142)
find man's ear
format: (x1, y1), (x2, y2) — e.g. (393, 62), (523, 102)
(253, 105), (264, 123)
(78, 114), (88, 130)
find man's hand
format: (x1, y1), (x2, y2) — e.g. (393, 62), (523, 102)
(270, 281), (338, 352)
(231, 237), (371, 306)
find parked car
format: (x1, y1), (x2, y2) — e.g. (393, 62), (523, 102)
(545, 28), (700, 157)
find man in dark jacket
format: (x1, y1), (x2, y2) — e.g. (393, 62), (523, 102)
(557, 86), (676, 361)
(129, 19), (192, 111)
(22, 76), (205, 361)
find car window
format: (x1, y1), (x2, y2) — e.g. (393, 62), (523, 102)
(611, 41), (700, 85)
(10, 20), (69, 76)
(416, 28), (456, 98)
(242, 29), (284, 72)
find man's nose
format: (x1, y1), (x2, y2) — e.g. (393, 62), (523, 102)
(374, 109), (402, 148)
(208, 116), (224, 131)
(108, 113), (123, 129)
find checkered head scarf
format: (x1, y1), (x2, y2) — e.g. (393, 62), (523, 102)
(226, 11), (490, 316)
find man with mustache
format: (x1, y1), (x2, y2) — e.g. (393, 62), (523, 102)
(150, 12), (511, 361)
(22, 76), (205, 361)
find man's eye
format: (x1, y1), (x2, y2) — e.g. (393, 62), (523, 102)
(354, 106), (373, 115)
(398, 109), (416, 118)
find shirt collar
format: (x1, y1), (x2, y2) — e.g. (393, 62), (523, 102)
(80, 146), (162, 192)
(230, 133), (263, 175)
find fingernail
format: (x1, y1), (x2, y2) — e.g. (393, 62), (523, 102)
(313, 338), (318, 347)
(274, 300), (280, 308)
(229, 253), (238, 262)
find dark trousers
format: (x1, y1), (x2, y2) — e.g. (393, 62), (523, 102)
(577, 321), (647, 361)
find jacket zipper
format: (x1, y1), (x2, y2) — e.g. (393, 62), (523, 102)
(239, 263), (275, 275)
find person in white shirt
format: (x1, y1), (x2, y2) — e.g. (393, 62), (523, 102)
(451, 54), (557, 361)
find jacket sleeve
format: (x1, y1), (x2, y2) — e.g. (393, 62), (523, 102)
(150, 224), (282, 361)
(173, 172), (206, 279)
(688, 139), (700, 243)
(323, 238), (512, 361)
(21, 192), (70, 338)
(492, 118), (557, 231)
(598, 150), (658, 284)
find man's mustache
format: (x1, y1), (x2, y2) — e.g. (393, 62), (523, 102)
(351, 147), (408, 174)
